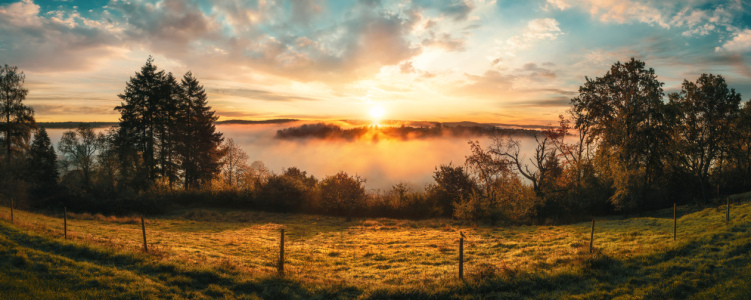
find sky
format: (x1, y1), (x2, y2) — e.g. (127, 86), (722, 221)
(1, 0), (751, 124)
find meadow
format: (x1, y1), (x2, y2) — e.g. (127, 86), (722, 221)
(1, 193), (751, 299)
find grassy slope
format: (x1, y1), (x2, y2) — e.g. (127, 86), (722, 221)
(1, 194), (750, 299)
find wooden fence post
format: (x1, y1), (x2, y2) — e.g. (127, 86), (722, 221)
(459, 237), (464, 280)
(10, 198), (14, 222)
(141, 216), (148, 252)
(590, 219), (595, 254)
(726, 197), (730, 223)
(673, 203), (676, 241)
(64, 207), (67, 240)
(279, 228), (285, 276)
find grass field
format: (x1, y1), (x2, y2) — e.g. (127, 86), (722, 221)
(1, 193), (751, 299)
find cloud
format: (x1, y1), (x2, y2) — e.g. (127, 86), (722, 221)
(558, 0), (742, 38)
(31, 104), (116, 115)
(682, 23), (715, 37)
(422, 32), (467, 51)
(524, 18), (563, 39)
(705, 54), (751, 78)
(453, 57), (573, 104)
(545, 0), (570, 11)
(414, 0), (475, 22)
(458, 70), (516, 98)
(110, 0), (219, 56)
(715, 29), (751, 53)
(510, 97), (571, 108)
(399, 61), (417, 74)
(398, 60), (436, 78)
(0, 0), (429, 84)
(197, 1), (423, 83)
(505, 18), (562, 54)
(441, 0), (475, 21)
(518, 63), (556, 79)
(208, 88), (323, 102)
(585, 0), (669, 28)
(0, 0), (123, 72)
(213, 110), (264, 119)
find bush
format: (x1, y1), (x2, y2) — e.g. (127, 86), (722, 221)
(454, 177), (536, 225)
(316, 171), (366, 220)
(426, 163), (476, 217)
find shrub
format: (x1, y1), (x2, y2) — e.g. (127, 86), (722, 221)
(316, 171), (366, 220)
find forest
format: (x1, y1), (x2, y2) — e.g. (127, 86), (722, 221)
(2, 57), (751, 224)
(275, 122), (542, 140)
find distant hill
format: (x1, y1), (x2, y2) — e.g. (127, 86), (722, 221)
(37, 122), (118, 129)
(36, 119), (550, 132)
(217, 119), (298, 125)
(37, 119), (299, 129)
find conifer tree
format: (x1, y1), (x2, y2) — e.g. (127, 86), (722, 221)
(114, 56), (165, 188)
(179, 71), (224, 189)
(27, 127), (58, 186)
(156, 72), (182, 189)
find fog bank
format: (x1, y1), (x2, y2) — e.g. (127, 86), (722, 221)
(46, 122), (539, 191)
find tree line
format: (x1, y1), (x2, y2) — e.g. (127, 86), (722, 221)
(450, 58), (751, 223)
(0, 58), (226, 212)
(275, 122), (542, 140)
(1, 58), (750, 224)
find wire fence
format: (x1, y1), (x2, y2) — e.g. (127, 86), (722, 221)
(0, 194), (747, 287)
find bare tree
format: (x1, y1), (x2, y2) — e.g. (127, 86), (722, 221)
(489, 133), (558, 197)
(58, 124), (100, 188)
(220, 138), (249, 188)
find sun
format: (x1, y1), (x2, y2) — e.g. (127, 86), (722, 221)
(369, 105), (386, 121)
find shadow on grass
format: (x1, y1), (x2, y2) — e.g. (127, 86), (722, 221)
(2, 207), (751, 299)
(0, 221), (361, 299)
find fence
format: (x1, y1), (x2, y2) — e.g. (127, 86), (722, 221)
(0, 195), (746, 285)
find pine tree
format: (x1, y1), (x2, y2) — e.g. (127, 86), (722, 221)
(114, 56), (165, 188)
(27, 127), (58, 186)
(179, 71), (224, 189)
(156, 72), (182, 189)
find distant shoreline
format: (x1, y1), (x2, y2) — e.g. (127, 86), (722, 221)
(37, 118), (552, 131)
(37, 119), (300, 129)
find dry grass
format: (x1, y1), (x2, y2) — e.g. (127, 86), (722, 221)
(1, 192), (749, 291)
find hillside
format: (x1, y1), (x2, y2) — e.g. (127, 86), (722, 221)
(1, 194), (751, 299)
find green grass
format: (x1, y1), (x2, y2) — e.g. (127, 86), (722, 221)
(1, 193), (751, 299)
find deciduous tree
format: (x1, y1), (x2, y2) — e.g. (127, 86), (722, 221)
(220, 138), (249, 188)
(58, 124), (100, 189)
(570, 58), (670, 210)
(669, 74), (741, 201)
(319, 171), (366, 221)
(0, 65), (35, 169)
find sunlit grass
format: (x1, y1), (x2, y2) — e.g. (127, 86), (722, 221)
(1, 193), (750, 298)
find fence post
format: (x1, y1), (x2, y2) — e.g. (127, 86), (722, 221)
(590, 219), (595, 254)
(726, 197), (730, 223)
(10, 198), (14, 222)
(673, 203), (676, 241)
(64, 207), (67, 240)
(279, 228), (285, 277)
(141, 216), (148, 252)
(459, 237), (464, 280)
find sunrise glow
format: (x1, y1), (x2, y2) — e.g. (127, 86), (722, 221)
(1, 0), (747, 124)
(369, 105), (386, 122)
(3, 1), (751, 298)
